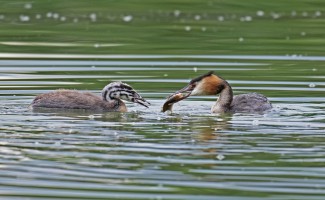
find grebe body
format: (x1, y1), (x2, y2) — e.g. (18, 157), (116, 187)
(30, 82), (150, 112)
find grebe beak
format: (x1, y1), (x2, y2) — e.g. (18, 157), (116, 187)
(165, 83), (195, 103)
(133, 92), (151, 108)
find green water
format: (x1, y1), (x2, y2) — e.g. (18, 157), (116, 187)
(0, 1), (325, 199)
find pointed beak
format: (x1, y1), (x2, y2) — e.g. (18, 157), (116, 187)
(168, 83), (194, 100)
(133, 92), (150, 108)
(135, 97), (150, 108)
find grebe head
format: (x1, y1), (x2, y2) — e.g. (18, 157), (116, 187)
(102, 82), (150, 108)
(170, 71), (225, 98)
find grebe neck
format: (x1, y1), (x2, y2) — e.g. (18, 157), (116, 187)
(212, 81), (233, 113)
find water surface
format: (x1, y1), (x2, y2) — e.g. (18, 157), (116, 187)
(0, 1), (325, 199)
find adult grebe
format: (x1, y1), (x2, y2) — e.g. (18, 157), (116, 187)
(30, 82), (150, 112)
(162, 71), (272, 113)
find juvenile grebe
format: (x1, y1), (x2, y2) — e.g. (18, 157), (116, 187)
(162, 71), (272, 113)
(30, 82), (150, 112)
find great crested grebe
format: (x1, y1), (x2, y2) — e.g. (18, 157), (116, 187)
(30, 82), (150, 112)
(162, 71), (272, 113)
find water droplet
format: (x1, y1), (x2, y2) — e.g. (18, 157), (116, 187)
(91, 65), (96, 69)
(191, 139), (196, 143)
(73, 18), (79, 23)
(157, 117), (161, 121)
(300, 32), (306, 36)
(88, 115), (95, 119)
(34, 141), (39, 145)
(315, 11), (322, 17)
(163, 73), (168, 77)
(312, 68), (317, 72)
(291, 11), (297, 17)
(46, 12), (53, 18)
(114, 131), (118, 136)
(245, 16), (252, 21)
(94, 43), (100, 48)
(53, 13), (59, 19)
(54, 141), (61, 146)
(271, 12), (280, 19)
(60, 16), (66, 21)
(185, 26), (191, 31)
(174, 10), (181, 17)
(218, 16), (224, 21)
(90, 13), (97, 22)
(302, 11), (308, 17)
(252, 119), (259, 125)
(24, 3), (32, 9)
(201, 27), (207, 32)
(35, 14), (42, 19)
(238, 37), (244, 42)
(216, 154), (225, 160)
(68, 129), (74, 134)
(256, 10), (264, 16)
(123, 15), (133, 22)
(0, 15), (4, 20)
(309, 83), (316, 88)
(19, 15), (30, 22)
(194, 15), (201, 20)
(193, 67), (197, 72)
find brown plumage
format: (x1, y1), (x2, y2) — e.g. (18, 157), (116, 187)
(30, 82), (150, 112)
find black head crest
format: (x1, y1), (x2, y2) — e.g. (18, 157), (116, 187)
(190, 71), (214, 84)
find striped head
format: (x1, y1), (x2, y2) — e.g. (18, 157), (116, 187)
(102, 82), (150, 108)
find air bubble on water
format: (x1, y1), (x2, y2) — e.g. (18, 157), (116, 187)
(90, 13), (97, 22)
(252, 119), (259, 125)
(53, 13), (59, 19)
(291, 11), (297, 17)
(163, 73), (168, 77)
(114, 131), (118, 136)
(94, 43), (100, 48)
(191, 139), (196, 144)
(300, 32), (306, 36)
(88, 115), (95, 119)
(157, 116), (161, 121)
(174, 10), (181, 17)
(309, 83), (316, 88)
(73, 18), (79, 23)
(91, 65), (96, 69)
(245, 16), (252, 21)
(256, 10), (264, 16)
(185, 26), (191, 31)
(302, 11), (308, 17)
(24, 3), (32, 9)
(54, 141), (61, 146)
(315, 11), (321, 17)
(216, 154), (225, 160)
(46, 12), (53, 18)
(194, 15), (201, 20)
(19, 15), (30, 22)
(312, 68), (317, 72)
(68, 129), (74, 134)
(0, 15), (4, 20)
(271, 12), (280, 19)
(123, 15), (133, 22)
(201, 27), (207, 32)
(34, 141), (39, 145)
(286, 36), (290, 40)
(60, 16), (66, 21)
(218, 16), (224, 21)
(35, 14), (41, 19)
(238, 37), (244, 42)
